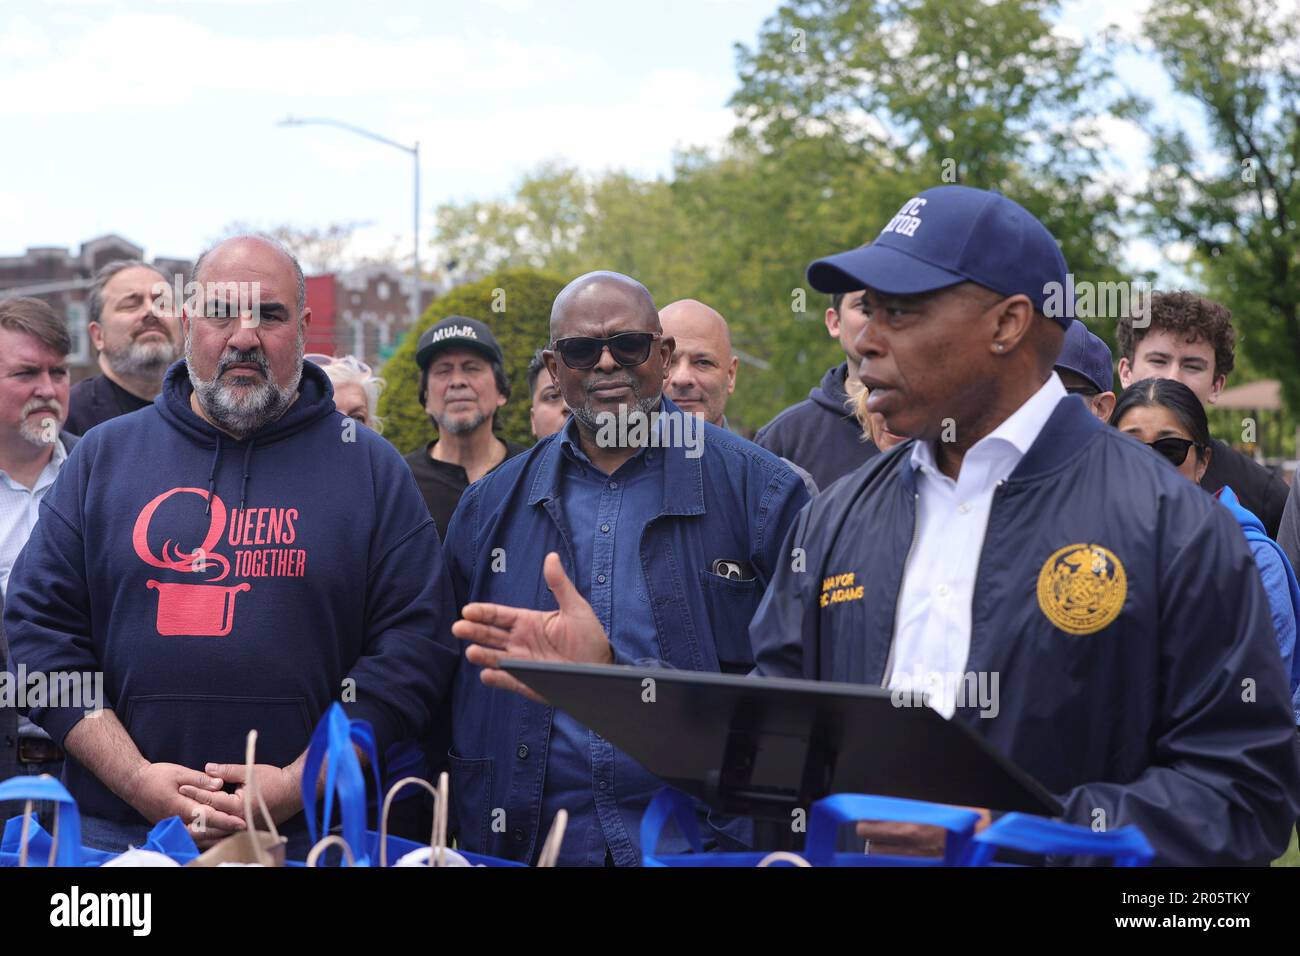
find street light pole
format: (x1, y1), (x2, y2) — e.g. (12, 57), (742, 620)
(278, 115), (423, 334)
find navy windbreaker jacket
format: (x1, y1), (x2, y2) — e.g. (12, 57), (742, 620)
(444, 404), (809, 863)
(750, 395), (1300, 866)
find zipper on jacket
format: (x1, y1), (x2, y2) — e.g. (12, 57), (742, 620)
(881, 490), (921, 687)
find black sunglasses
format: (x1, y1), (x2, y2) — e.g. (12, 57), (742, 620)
(1146, 436), (1204, 467)
(1065, 385), (1099, 398)
(551, 333), (661, 370)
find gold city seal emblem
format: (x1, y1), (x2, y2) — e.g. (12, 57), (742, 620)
(1036, 543), (1127, 635)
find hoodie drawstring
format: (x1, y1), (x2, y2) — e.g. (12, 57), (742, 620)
(205, 434), (224, 516)
(204, 434), (256, 513)
(239, 439), (255, 513)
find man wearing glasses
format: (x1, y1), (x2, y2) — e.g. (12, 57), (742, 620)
(442, 270), (809, 865)
(5, 235), (457, 855)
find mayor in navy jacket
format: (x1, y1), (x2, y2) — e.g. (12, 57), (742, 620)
(444, 272), (809, 865)
(752, 397), (1300, 865)
(747, 188), (1300, 865)
(456, 190), (1300, 866)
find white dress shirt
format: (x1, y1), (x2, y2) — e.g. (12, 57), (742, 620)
(2, 438), (67, 745)
(1, 437), (67, 599)
(885, 373), (1067, 717)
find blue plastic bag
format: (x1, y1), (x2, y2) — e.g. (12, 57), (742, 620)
(291, 704), (522, 867)
(641, 787), (1153, 867)
(0, 775), (198, 867)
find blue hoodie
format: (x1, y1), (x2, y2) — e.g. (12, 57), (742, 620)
(4, 360), (458, 824)
(1217, 485), (1300, 722)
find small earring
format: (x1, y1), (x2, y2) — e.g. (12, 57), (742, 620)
(995, 344), (1004, 352)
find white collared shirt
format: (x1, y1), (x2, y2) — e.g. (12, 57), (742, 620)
(1, 438), (67, 599)
(885, 373), (1067, 717)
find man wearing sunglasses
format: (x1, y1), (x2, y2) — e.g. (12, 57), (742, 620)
(442, 270), (810, 865)
(453, 188), (1300, 866)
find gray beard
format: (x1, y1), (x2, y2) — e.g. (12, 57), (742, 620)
(104, 336), (178, 379)
(435, 409), (489, 435)
(17, 401), (62, 447)
(186, 333), (303, 439)
(571, 391), (660, 440)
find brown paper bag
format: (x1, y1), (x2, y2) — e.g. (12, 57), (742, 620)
(376, 773), (448, 867)
(186, 729), (287, 867)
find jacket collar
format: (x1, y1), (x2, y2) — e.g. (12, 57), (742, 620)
(526, 396), (705, 516)
(1007, 392), (1104, 482)
(892, 390), (1101, 493)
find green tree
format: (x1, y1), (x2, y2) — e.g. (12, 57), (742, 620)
(730, 0), (1134, 343)
(429, 1), (1136, 431)
(1138, 0), (1300, 413)
(377, 268), (566, 454)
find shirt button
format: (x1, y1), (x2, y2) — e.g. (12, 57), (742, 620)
(516, 745), (529, 760)
(958, 503), (971, 514)
(512, 828), (525, 842)
(937, 585), (950, 598)
(597, 573), (607, 584)
(608, 481), (618, 490)
(601, 524), (610, 533)
(599, 781), (609, 791)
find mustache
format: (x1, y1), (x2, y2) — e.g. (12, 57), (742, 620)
(133, 314), (171, 333)
(216, 348), (271, 377)
(21, 398), (63, 418)
(585, 375), (637, 393)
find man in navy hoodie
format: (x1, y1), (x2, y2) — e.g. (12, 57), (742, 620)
(755, 289), (880, 489)
(4, 236), (458, 852)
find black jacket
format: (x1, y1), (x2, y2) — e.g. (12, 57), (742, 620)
(65, 373), (153, 437)
(755, 362), (878, 490)
(750, 396), (1300, 865)
(1200, 439), (1288, 539)
(1279, 475), (1300, 579)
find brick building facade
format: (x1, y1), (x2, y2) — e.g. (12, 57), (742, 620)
(0, 235), (191, 382)
(0, 234), (438, 376)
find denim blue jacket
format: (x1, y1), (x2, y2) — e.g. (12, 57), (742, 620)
(443, 401), (810, 864)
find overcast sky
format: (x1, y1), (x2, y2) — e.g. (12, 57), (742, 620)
(0, 0), (1198, 281)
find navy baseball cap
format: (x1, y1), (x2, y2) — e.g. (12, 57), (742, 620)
(807, 185), (1070, 326)
(1054, 319), (1114, 393)
(416, 315), (504, 370)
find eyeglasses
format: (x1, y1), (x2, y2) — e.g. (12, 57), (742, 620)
(550, 333), (660, 370)
(1145, 436), (1204, 467)
(1065, 385), (1099, 398)
(305, 353), (373, 376)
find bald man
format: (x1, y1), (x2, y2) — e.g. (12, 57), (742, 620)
(5, 235), (459, 855)
(662, 298), (818, 493)
(660, 299), (737, 425)
(442, 271), (810, 866)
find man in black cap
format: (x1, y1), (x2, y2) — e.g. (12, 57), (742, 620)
(404, 316), (528, 539)
(454, 186), (1300, 866)
(1054, 319), (1116, 423)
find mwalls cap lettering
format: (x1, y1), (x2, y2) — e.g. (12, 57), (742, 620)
(430, 324), (479, 343)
